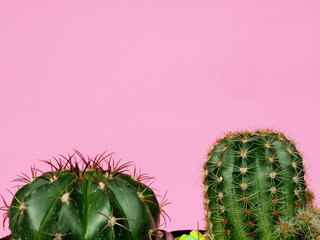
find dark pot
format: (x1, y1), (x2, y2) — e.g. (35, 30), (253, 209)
(171, 230), (205, 238)
(161, 230), (205, 239)
(0, 236), (11, 240)
(0, 230), (206, 239)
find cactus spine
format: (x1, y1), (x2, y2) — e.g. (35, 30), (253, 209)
(203, 130), (308, 240)
(1, 151), (167, 240)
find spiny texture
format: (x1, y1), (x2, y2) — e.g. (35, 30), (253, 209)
(1, 151), (168, 240)
(203, 130), (308, 240)
(276, 206), (320, 239)
(276, 192), (320, 240)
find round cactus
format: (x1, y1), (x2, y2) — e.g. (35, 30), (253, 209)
(275, 205), (320, 240)
(203, 130), (309, 240)
(1, 150), (168, 240)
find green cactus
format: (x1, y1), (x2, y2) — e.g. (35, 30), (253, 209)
(203, 130), (309, 240)
(275, 205), (320, 239)
(275, 193), (320, 240)
(1, 150), (168, 240)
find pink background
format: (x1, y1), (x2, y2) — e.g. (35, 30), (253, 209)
(1, 1), (320, 236)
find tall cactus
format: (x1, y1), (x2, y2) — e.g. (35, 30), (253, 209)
(203, 130), (308, 240)
(1, 150), (167, 240)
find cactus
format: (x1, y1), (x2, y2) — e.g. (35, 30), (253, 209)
(275, 191), (320, 240)
(275, 205), (320, 239)
(1, 150), (168, 240)
(203, 130), (309, 240)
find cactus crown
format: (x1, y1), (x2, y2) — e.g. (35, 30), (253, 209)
(203, 130), (308, 240)
(1, 150), (169, 240)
